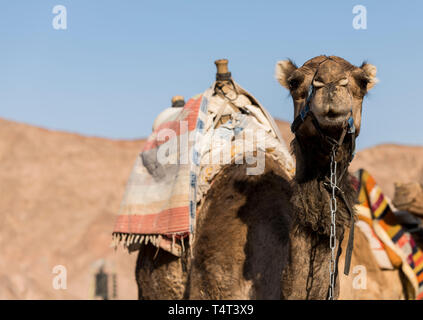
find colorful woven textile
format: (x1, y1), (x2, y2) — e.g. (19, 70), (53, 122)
(112, 91), (208, 255)
(353, 169), (423, 300)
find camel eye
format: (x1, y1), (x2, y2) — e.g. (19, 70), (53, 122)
(338, 78), (349, 86)
(312, 79), (325, 88)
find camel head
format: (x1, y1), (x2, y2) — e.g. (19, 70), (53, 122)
(275, 55), (377, 140)
(273, 56), (378, 294)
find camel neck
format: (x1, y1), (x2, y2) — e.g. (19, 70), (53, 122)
(291, 137), (356, 236)
(293, 137), (351, 184)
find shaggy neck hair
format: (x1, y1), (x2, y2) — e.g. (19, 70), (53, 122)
(290, 134), (357, 237)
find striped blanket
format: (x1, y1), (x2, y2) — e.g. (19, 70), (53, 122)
(353, 169), (423, 300)
(112, 92), (208, 256)
(112, 82), (294, 256)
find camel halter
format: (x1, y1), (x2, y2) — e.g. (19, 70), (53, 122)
(290, 63), (356, 300)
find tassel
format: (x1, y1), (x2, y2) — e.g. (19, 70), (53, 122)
(153, 235), (162, 260)
(153, 245), (160, 260)
(189, 233), (194, 258)
(181, 236), (185, 252)
(172, 234), (176, 253)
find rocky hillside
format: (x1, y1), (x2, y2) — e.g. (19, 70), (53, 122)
(0, 118), (143, 299)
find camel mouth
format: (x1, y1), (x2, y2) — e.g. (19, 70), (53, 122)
(313, 113), (352, 140)
(316, 113), (349, 129)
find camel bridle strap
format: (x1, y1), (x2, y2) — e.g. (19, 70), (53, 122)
(290, 65), (356, 300)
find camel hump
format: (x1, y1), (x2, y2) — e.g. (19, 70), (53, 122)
(393, 182), (423, 216)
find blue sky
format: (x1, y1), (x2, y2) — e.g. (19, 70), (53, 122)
(0, 1), (422, 149)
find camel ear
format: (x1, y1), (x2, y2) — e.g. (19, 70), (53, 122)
(361, 63), (378, 91)
(275, 60), (297, 90)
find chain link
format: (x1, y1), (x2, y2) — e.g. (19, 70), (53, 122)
(328, 147), (337, 300)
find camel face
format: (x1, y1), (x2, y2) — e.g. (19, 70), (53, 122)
(275, 55), (378, 137)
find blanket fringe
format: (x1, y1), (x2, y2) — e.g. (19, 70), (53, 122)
(189, 233), (194, 258)
(111, 232), (190, 257)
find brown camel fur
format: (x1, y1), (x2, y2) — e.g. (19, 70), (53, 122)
(135, 55), (378, 299)
(136, 158), (292, 299)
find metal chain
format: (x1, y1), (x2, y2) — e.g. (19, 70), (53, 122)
(328, 146), (338, 300)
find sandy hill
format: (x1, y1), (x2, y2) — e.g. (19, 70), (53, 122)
(0, 118), (143, 299)
(0, 117), (421, 299)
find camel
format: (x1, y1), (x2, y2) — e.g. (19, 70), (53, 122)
(135, 55), (378, 299)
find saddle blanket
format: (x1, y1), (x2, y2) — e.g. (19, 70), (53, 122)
(112, 81), (294, 256)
